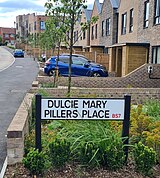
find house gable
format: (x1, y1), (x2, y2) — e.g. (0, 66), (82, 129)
(90, 0), (102, 48)
(99, 0), (119, 48)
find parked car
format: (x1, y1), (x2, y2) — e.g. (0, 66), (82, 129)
(13, 49), (24, 57)
(44, 54), (108, 77)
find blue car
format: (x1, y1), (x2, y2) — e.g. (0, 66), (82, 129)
(44, 54), (108, 77)
(13, 49), (24, 57)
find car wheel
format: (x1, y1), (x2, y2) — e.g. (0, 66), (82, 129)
(92, 72), (101, 77)
(48, 69), (55, 76)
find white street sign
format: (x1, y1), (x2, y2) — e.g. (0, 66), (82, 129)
(41, 98), (125, 120)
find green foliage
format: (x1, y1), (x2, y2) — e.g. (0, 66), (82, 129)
(26, 98), (160, 172)
(143, 100), (160, 120)
(130, 104), (153, 143)
(99, 137), (125, 170)
(143, 121), (160, 163)
(78, 142), (99, 167)
(23, 148), (51, 175)
(133, 142), (156, 176)
(48, 120), (125, 170)
(41, 82), (55, 88)
(8, 46), (15, 50)
(24, 130), (35, 156)
(49, 138), (71, 168)
(45, 0), (98, 95)
(37, 88), (50, 97)
(77, 136), (125, 170)
(130, 104), (160, 163)
(39, 17), (66, 52)
(0, 35), (2, 43)
(30, 90), (49, 131)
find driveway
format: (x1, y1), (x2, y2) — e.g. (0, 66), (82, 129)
(0, 46), (39, 176)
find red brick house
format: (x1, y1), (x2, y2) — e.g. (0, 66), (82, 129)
(0, 27), (16, 45)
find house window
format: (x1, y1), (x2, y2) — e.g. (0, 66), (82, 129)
(91, 26), (94, 40)
(144, 0), (149, 28)
(76, 31), (78, 41)
(152, 46), (160, 63)
(83, 30), (86, 39)
(29, 24), (31, 32)
(106, 18), (111, 36)
(66, 31), (70, 41)
(154, 0), (160, 24)
(74, 31), (78, 43)
(122, 13), (127, 35)
(34, 22), (36, 30)
(5, 34), (9, 38)
(26, 20), (28, 28)
(129, 9), (134, 32)
(95, 24), (98, 39)
(40, 21), (45, 30)
(102, 21), (104, 36)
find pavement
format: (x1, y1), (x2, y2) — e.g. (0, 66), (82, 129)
(0, 46), (39, 178)
(0, 47), (15, 72)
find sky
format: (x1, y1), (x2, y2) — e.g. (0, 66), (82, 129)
(0, 0), (103, 28)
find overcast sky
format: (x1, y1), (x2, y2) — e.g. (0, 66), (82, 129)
(0, 0), (102, 28)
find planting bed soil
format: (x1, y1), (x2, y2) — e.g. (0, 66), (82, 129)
(4, 161), (160, 178)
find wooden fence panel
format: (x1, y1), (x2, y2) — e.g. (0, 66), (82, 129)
(24, 46), (109, 69)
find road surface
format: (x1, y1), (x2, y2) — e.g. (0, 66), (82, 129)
(0, 46), (39, 177)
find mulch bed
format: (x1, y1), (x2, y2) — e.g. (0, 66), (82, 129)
(4, 161), (160, 178)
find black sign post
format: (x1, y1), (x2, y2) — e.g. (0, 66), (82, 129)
(122, 95), (131, 162)
(35, 94), (42, 152)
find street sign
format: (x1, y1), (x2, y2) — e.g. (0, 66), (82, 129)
(41, 98), (125, 120)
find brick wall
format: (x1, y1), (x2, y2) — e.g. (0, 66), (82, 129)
(99, 0), (118, 47)
(118, 0), (139, 43)
(30, 87), (160, 105)
(99, 0), (112, 46)
(137, 0), (160, 62)
(37, 64), (160, 88)
(7, 93), (33, 165)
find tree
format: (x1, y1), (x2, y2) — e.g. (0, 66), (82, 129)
(45, 0), (98, 96)
(39, 15), (66, 86)
(0, 35), (2, 43)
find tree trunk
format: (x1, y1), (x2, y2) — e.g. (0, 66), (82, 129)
(68, 14), (75, 97)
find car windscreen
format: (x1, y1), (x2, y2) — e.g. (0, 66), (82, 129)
(72, 56), (88, 65)
(15, 49), (23, 52)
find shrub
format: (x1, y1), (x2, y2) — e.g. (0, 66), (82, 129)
(23, 148), (51, 175)
(49, 138), (71, 168)
(133, 142), (156, 176)
(24, 130), (35, 156)
(143, 122), (160, 163)
(130, 104), (152, 144)
(98, 137), (125, 170)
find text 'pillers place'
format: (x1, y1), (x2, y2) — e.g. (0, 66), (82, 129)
(41, 99), (125, 120)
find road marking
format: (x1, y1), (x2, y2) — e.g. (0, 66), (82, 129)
(15, 65), (23, 68)
(0, 157), (7, 178)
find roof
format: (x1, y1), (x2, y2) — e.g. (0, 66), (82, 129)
(84, 9), (92, 21)
(109, 42), (150, 48)
(110, 0), (120, 8)
(95, 0), (103, 14)
(0, 27), (16, 35)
